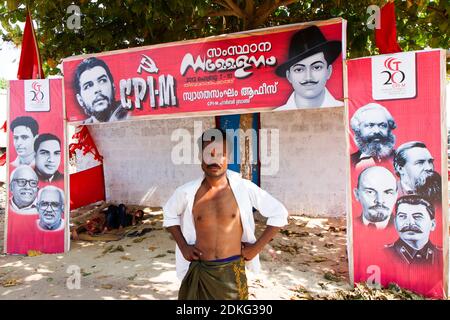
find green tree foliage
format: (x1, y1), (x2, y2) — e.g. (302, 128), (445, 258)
(0, 0), (448, 75)
(0, 77), (7, 89)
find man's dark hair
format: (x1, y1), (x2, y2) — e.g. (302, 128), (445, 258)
(34, 133), (61, 153)
(73, 57), (114, 94)
(197, 128), (229, 152)
(11, 116), (39, 136)
(393, 141), (428, 177)
(395, 195), (435, 220)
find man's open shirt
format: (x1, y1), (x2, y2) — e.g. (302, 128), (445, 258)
(163, 170), (289, 280)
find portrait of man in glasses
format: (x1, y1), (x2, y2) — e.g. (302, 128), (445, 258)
(36, 186), (65, 232)
(9, 165), (39, 214)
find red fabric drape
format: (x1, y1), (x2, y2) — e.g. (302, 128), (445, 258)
(69, 126), (103, 163)
(69, 126), (105, 209)
(0, 121), (6, 166)
(70, 165), (106, 210)
(0, 153), (6, 166)
(17, 11), (45, 80)
(375, 2), (402, 54)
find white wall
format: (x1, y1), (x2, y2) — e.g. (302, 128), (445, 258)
(260, 107), (347, 217)
(87, 108), (347, 217)
(0, 89), (7, 182)
(88, 116), (215, 206)
(0, 89), (7, 147)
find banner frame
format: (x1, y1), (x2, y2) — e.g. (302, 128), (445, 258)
(345, 48), (449, 298)
(3, 81), (10, 253)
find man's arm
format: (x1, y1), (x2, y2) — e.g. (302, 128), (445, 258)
(163, 187), (203, 261)
(241, 226), (280, 261)
(241, 180), (289, 260)
(245, 180), (289, 228)
(166, 226), (203, 261)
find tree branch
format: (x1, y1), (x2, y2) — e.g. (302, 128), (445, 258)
(244, 0), (254, 16)
(252, 0), (299, 28)
(213, 0), (246, 18)
(206, 9), (239, 17)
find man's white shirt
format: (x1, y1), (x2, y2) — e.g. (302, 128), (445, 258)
(10, 199), (38, 214)
(163, 170), (289, 280)
(274, 88), (343, 111)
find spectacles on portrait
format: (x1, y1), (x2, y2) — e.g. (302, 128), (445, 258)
(38, 201), (61, 211)
(13, 178), (38, 188)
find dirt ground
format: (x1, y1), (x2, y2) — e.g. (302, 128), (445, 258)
(0, 183), (430, 300)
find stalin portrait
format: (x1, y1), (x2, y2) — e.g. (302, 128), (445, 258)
(385, 195), (442, 265)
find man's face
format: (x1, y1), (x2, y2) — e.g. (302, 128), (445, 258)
(400, 147), (434, 190)
(354, 109), (395, 158)
(201, 140), (228, 178)
(38, 189), (63, 228)
(358, 109), (390, 139)
(354, 167), (398, 223)
(76, 66), (113, 114)
(13, 126), (35, 157)
(11, 167), (38, 207)
(286, 52), (331, 100)
(35, 140), (61, 176)
(395, 203), (435, 245)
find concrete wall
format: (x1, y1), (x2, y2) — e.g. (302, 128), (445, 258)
(87, 108), (347, 217)
(88, 116), (215, 206)
(260, 107), (347, 217)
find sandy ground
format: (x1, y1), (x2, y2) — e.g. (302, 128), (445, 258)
(0, 183), (357, 300)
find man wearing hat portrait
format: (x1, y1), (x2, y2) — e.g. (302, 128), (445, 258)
(274, 25), (343, 111)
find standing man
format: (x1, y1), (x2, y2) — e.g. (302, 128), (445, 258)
(353, 166), (398, 230)
(73, 57), (129, 124)
(9, 165), (39, 214)
(34, 133), (63, 182)
(274, 25), (343, 111)
(10, 116), (39, 167)
(393, 141), (441, 204)
(385, 195), (441, 265)
(163, 128), (288, 300)
(350, 103), (397, 169)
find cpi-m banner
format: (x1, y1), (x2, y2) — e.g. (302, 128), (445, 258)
(346, 50), (448, 298)
(5, 79), (68, 254)
(63, 18), (346, 124)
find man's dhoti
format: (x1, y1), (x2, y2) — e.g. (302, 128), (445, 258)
(178, 255), (248, 300)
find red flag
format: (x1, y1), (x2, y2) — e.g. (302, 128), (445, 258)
(69, 126), (104, 163)
(375, 2), (402, 54)
(17, 11), (45, 80)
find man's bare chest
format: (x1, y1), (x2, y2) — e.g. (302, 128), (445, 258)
(193, 187), (240, 221)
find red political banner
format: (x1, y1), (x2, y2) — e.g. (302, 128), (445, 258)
(63, 18), (346, 124)
(347, 50), (448, 298)
(5, 79), (68, 254)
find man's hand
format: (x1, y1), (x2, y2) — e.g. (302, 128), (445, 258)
(181, 244), (203, 261)
(167, 226), (203, 261)
(241, 242), (260, 261)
